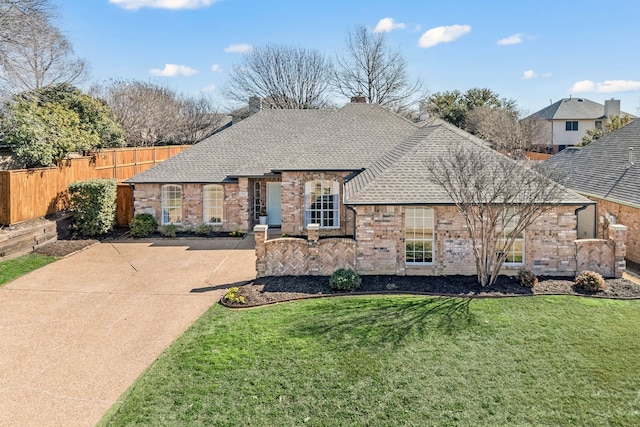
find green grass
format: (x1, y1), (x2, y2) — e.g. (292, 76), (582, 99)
(101, 296), (640, 426)
(0, 253), (57, 286)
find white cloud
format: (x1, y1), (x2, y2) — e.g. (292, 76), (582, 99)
(374, 18), (406, 33)
(211, 64), (220, 72)
(595, 80), (640, 93)
(570, 80), (596, 93)
(201, 84), (216, 92)
(148, 63), (199, 77)
(522, 70), (552, 80)
(109, 0), (219, 10)
(570, 79), (640, 94)
(498, 33), (523, 45)
(224, 44), (252, 54)
(418, 24), (471, 48)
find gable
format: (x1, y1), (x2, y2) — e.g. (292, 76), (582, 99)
(346, 120), (591, 206)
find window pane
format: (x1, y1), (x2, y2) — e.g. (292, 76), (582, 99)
(304, 180), (339, 228)
(203, 185), (223, 224)
(161, 185), (182, 225)
(405, 208), (434, 265)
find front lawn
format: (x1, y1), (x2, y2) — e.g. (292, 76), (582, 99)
(101, 296), (640, 426)
(0, 253), (57, 286)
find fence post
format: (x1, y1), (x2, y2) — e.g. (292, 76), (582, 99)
(608, 224), (627, 278)
(254, 224), (268, 277)
(307, 223), (320, 276)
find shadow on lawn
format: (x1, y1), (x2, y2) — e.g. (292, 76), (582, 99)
(288, 296), (475, 348)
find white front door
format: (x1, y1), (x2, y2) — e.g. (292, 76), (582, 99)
(266, 182), (282, 226)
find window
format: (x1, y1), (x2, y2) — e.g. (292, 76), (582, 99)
(595, 120), (602, 130)
(565, 121), (578, 131)
(203, 184), (223, 224)
(161, 185), (182, 225)
(405, 207), (434, 264)
(254, 182), (262, 220)
(304, 180), (339, 228)
(496, 211), (524, 264)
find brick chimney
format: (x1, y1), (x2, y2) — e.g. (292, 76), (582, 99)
(350, 95), (366, 104)
(248, 96), (262, 115)
(604, 99), (620, 118)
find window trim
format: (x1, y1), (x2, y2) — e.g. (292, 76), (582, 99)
(161, 184), (182, 225)
(203, 184), (223, 225)
(304, 179), (340, 229)
(405, 207), (435, 265)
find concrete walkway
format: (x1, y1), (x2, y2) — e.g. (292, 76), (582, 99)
(0, 238), (256, 427)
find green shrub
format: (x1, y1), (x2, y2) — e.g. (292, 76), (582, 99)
(329, 268), (362, 292)
(129, 213), (158, 237)
(517, 270), (538, 288)
(195, 224), (214, 235)
(68, 179), (117, 236)
(161, 224), (178, 238)
(575, 271), (606, 292)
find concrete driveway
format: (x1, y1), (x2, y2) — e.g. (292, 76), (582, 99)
(0, 237), (255, 427)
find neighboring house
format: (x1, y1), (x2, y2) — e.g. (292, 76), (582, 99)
(127, 100), (626, 278)
(542, 118), (640, 267)
(524, 97), (635, 153)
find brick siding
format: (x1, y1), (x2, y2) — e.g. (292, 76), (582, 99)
(596, 198), (640, 265)
(256, 205), (626, 279)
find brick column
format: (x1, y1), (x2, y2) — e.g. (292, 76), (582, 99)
(608, 224), (627, 278)
(254, 224), (268, 277)
(307, 224), (320, 276)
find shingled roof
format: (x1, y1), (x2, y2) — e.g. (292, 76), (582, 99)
(344, 119), (591, 205)
(525, 97), (635, 121)
(127, 103), (419, 183)
(541, 119), (640, 207)
(128, 102), (591, 207)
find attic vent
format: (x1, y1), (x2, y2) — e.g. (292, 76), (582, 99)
(630, 147), (635, 167)
(577, 99), (583, 102)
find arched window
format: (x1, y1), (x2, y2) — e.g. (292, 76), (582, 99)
(161, 185), (182, 225)
(304, 180), (340, 228)
(203, 184), (223, 224)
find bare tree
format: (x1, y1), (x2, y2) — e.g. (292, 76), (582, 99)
(430, 144), (565, 287)
(465, 106), (547, 154)
(223, 44), (334, 109)
(172, 94), (226, 144)
(93, 79), (224, 146)
(0, 0), (87, 95)
(0, 22), (87, 93)
(0, 0), (50, 53)
(334, 26), (425, 114)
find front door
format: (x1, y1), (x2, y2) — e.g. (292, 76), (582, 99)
(266, 182), (282, 226)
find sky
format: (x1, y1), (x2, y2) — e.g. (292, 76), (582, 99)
(56, 0), (640, 115)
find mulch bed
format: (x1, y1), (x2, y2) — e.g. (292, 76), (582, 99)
(222, 274), (640, 308)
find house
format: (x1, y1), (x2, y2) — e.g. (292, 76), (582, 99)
(524, 97), (635, 153)
(127, 100), (627, 278)
(542, 118), (640, 268)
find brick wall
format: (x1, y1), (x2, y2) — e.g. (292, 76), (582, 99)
(280, 171), (355, 237)
(255, 224), (356, 277)
(133, 182), (245, 231)
(596, 198), (640, 265)
(255, 204), (626, 278)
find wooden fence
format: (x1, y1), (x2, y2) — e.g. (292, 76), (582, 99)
(0, 145), (190, 225)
